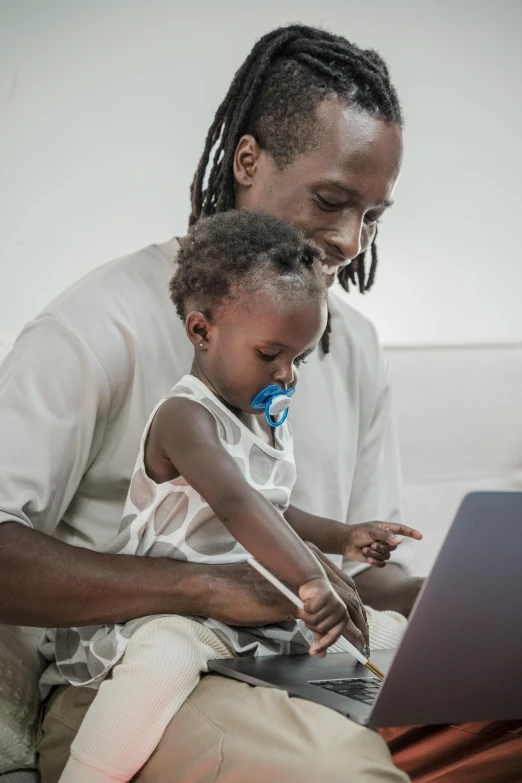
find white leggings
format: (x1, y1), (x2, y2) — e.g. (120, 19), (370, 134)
(57, 608), (407, 783)
(58, 617), (233, 783)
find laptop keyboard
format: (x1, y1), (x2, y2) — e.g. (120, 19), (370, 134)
(311, 678), (382, 705)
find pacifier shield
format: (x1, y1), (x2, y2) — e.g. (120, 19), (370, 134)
(251, 385), (296, 428)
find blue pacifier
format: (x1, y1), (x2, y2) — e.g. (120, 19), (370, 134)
(251, 385), (296, 428)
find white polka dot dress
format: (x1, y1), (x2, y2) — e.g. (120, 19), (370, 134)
(55, 375), (312, 687)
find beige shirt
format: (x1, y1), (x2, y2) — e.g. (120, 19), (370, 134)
(0, 238), (411, 575)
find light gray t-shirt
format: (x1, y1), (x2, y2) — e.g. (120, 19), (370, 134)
(0, 237), (411, 675)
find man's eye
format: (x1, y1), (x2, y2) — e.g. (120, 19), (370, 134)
(257, 350), (278, 362)
(293, 357), (307, 367)
(364, 213), (382, 225)
(316, 194), (343, 211)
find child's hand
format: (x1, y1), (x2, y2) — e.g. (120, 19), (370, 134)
(342, 522), (423, 567)
(298, 577), (349, 658)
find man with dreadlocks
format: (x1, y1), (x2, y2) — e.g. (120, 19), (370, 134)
(1, 23), (520, 783)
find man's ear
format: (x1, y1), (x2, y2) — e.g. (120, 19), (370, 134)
(233, 134), (263, 188)
(185, 311), (213, 350)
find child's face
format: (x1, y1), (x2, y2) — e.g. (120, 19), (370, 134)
(189, 290), (327, 414)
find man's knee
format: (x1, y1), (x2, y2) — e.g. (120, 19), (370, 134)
(37, 677), (409, 783)
(36, 686), (96, 783)
(223, 719), (407, 783)
(138, 675), (409, 783)
(259, 694), (409, 783)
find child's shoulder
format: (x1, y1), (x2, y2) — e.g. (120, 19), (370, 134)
(153, 376), (239, 448)
(155, 387), (218, 432)
(168, 374), (204, 401)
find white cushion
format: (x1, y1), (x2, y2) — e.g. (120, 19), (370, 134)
(0, 772), (39, 782)
(386, 345), (522, 575)
(0, 626), (43, 774)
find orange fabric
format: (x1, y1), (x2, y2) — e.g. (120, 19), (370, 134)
(380, 722), (522, 782)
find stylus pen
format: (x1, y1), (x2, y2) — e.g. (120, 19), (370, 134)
(247, 557), (384, 681)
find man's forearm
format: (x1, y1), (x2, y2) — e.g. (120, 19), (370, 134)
(354, 563), (424, 617)
(0, 522), (301, 628)
(0, 522), (215, 627)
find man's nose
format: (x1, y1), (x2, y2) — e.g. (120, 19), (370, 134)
(325, 217), (364, 261)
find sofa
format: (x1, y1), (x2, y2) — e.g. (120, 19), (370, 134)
(1, 336), (521, 779)
(387, 344), (522, 576)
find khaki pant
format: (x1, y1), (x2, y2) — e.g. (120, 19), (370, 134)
(37, 675), (409, 783)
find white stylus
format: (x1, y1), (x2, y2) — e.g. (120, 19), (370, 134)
(247, 556), (384, 679)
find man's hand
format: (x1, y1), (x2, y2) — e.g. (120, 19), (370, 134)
(196, 560), (300, 626)
(207, 545), (369, 657)
(342, 522), (423, 568)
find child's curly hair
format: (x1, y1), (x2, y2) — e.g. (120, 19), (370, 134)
(170, 210), (326, 322)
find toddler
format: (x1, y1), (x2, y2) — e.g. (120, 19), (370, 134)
(55, 210), (419, 782)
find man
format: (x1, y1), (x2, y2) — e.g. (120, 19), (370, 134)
(1, 24), (518, 783)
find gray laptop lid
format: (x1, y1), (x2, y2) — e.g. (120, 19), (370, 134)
(371, 491), (522, 726)
(210, 492), (522, 727)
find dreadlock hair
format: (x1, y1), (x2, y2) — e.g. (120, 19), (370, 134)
(170, 210), (327, 326)
(189, 24), (402, 353)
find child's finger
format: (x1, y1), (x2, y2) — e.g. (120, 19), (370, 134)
(302, 609), (349, 636)
(369, 541), (397, 554)
(301, 591), (336, 615)
(299, 604), (340, 630)
(378, 522), (423, 541)
(309, 620), (346, 656)
(299, 600), (348, 634)
(368, 525), (402, 546)
(366, 559), (388, 568)
(311, 634), (328, 658)
(362, 547), (390, 562)
(366, 557), (387, 568)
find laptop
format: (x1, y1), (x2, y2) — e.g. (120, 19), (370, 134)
(209, 492), (522, 727)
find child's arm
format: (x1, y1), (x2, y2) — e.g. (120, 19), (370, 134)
(284, 506), (422, 567)
(150, 398), (348, 654)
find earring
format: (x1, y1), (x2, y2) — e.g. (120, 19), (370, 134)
(199, 342), (204, 348)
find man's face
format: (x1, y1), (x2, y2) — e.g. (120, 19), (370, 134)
(234, 101), (403, 287)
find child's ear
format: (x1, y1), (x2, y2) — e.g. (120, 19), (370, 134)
(185, 311), (212, 349)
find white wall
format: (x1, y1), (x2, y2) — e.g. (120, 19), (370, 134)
(1, 0), (521, 343)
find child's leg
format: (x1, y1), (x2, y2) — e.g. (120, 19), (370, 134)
(364, 605), (407, 651)
(58, 616), (233, 783)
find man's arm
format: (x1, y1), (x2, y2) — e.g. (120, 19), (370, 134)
(0, 318), (294, 628)
(0, 522), (301, 627)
